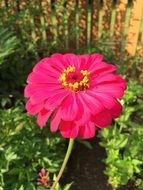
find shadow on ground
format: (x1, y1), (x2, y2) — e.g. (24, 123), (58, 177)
(62, 137), (135, 190)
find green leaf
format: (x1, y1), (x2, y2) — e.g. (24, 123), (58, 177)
(18, 185), (24, 190)
(63, 182), (73, 190)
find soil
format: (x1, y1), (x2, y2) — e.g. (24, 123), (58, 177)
(62, 137), (135, 190)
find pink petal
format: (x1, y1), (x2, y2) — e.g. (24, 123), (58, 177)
(85, 53), (104, 70)
(92, 92), (122, 117)
(88, 53), (104, 65)
(30, 91), (53, 104)
(60, 121), (79, 138)
(92, 74), (126, 90)
(75, 94), (91, 125)
(30, 88), (64, 104)
(33, 58), (60, 77)
(90, 63), (117, 76)
(51, 53), (69, 69)
(27, 72), (58, 84)
(50, 109), (61, 132)
(79, 92), (103, 115)
(41, 168), (46, 175)
(61, 93), (78, 121)
(110, 100), (122, 118)
(93, 109), (112, 128)
(93, 84), (125, 98)
(64, 53), (80, 71)
(24, 83), (61, 98)
(37, 109), (52, 128)
(78, 54), (89, 69)
(78, 121), (96, 139)
(45, 90), (69, 110)
(88, 90), (117, 110)
(85, 54), (117, 75)
(25, 100), (43, 115)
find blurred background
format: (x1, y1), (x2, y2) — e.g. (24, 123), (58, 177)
(0, 0), (143, 190)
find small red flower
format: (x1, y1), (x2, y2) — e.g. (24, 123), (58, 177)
(25, 53), (126, 139)
(37, 168), (49, 188)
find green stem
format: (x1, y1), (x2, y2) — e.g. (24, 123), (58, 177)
(50, 138), (74, 190)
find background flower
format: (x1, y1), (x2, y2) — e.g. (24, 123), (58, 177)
(37, 168), (49, 188)
(24, 53), (126, 139)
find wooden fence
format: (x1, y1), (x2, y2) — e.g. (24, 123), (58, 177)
(0, 0), (143, 57)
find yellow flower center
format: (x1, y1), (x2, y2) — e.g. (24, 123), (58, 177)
(58, 65), (90, 92)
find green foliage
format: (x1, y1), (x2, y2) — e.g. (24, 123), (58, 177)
(99, 81), (143, 189)
(0, 27), (18, 65)
(0, 107), (66, 190)
(53, 175), (73, 190)
(55, 182), (73, 190)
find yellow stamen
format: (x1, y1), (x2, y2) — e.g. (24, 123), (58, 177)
(58, 65), (90, 92)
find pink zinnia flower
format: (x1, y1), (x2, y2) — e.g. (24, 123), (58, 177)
(24, 53), (126, 139)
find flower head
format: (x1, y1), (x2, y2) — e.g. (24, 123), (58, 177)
(24, 53), (126, 139)
(37, 168), (49, 188)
